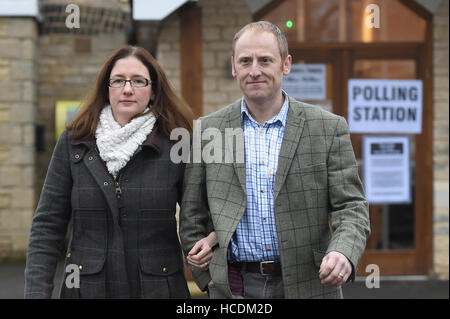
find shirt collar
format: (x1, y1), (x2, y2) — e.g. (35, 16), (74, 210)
(241, 91), (289, 127)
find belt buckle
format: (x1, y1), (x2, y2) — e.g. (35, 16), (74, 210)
(259, 261), (274, 276)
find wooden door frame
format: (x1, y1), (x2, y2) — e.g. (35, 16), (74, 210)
(288, 40), (433, 275)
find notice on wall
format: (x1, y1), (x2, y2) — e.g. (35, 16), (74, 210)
(348, 79), (423, 134)
(363, 136), (411, 204)
(55, 101), (82, 141)
(283, 64), (326, 100)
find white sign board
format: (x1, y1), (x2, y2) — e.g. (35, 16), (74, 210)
(348, 79), (423, 134)
(0, 0), (38, 16)
(283, 64), (326, 100)
(363, 136), (411, 204)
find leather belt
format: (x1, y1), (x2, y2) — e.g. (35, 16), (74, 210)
(233, 261), (281, 276)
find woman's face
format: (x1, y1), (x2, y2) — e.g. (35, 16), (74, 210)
(108, 56), (154, 126)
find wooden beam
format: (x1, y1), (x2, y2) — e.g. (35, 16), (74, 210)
(180, 3), (203, 118)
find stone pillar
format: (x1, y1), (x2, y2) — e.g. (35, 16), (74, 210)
(0, 17), (38, 260)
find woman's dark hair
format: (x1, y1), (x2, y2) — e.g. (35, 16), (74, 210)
(68, 45), (193, 139)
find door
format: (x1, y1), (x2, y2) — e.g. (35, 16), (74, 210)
(289, 42), (432, 276)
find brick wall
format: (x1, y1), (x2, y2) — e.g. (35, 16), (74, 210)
(0, 18), (38, 260)
(432, 0), (449, 280)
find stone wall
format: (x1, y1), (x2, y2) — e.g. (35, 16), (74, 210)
(156, 0), (252, 117)
(0, 18), (38, 260)
(432, 0), (449, 280)
(0, 0), (130, 260)
(199, 0), (252, 115)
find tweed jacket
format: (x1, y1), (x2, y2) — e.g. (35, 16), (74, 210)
(25, 126), (190, 299)
(180, 97), (370, 299)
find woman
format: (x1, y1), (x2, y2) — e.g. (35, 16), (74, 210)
(24, 45), (214, 299)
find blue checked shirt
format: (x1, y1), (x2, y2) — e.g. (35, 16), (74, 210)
(228, 94), (289, 263)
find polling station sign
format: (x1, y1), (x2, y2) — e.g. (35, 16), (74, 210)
(348, 79), (423, 134)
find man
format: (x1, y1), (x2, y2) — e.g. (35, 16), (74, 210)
(180, 21), (370, 299)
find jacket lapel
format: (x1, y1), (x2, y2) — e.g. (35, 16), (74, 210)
(226, 100), (247, 196)
(273, 97), (305, 201)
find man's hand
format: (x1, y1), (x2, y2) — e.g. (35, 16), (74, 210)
(319, 251), (352, 286)
(187, 232), (216, 271)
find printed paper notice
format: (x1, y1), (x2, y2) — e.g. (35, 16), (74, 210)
(363, 136), (411, 204)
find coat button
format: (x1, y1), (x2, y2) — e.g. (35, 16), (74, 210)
(79, 265), (83, 271)
(104, 182), (108, 186)
(162, 267), (168, 273)
(88, 156), (93, 161)
(74, 154), (80, 159)
(66, 252), (71, 258)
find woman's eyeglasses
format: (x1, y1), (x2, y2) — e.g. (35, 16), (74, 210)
(108, 77), (151, 88)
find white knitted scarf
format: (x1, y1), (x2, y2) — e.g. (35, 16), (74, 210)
(95, 105), (156, 179)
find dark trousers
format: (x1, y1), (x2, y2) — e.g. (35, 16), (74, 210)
(208, 268), (284, 299)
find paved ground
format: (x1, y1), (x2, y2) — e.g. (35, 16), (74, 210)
(1, 261), (447, 299)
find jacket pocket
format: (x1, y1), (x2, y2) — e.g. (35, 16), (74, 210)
(139, 251), (189, 299)
(61, 249), (106, 299)
(66, 208), (107, 298)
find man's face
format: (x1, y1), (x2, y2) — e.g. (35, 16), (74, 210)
(232, 30), (291, 106)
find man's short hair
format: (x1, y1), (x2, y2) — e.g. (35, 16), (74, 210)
(232, 21), (289, 61)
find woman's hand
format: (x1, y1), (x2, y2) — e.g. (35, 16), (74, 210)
(187, 231), (216, 271)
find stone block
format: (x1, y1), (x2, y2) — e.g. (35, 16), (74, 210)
(10, 103), (35, 124)
(203, 27), (221, 41)
(0, 39), (21, 59)
(11, 189), (34, 209)
(22, 166), (34, 188)
(10, 60), (35, 81)
(203, 51), (216, 68)
(204, 92), (228, 104)
(0, 146), (9, 164)
(11, 231), (29, 253)
(0, 83), (21, 102)
(10, 146), (34, 165)
(22, 39), (35, 60)
(0, 65), (9, 78)
(0, 166), (22, 187)
(0, 19), (9, 38)
(218, 77), (238, 91)
(0, 110), (9, 123)
(434, 181), (450, 209)
(9, 19), (37, 39)
(0, 194), (11, 209)
(0, 125), (21, 145)
(23, 124), (35, 147)
(203, 77), (217, 91)
(21, 81), (36, 102)
(0, 210), (22, 229)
